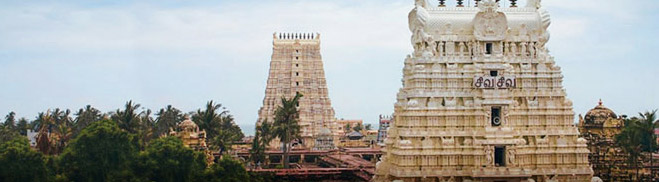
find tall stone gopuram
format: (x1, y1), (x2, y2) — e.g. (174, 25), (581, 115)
(257, 32), (338, 150)
(374, 0), (593, 181)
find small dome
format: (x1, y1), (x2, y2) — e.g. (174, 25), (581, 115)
(179, 115), (197, 129)
(584, 100), (617, 125)
(347, 131), (364, 140)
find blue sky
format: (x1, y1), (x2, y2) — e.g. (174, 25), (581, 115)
(1, 0), (658, 135)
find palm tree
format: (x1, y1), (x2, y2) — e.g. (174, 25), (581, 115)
(111, 100), (142, 133)
(51, 109), (74, 154)
(137, 109), (155, 148)
(73, 105), (102, 137)
(192, 101), (244, 155)
(250, 121), (273, 167)
(616, 110), (658, 180)
(272, 93), (303, 169)
(154, 105), (183, 137)
(192, 101), (224, 140)
(16, 117), (29, 135)
(4, 112), (16, 131)
(35, 111), (55, 155)
(214, 114), (244, 155)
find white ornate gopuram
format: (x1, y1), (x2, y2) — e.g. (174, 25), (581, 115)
(374, 0), (593, 181)
(257, 32), (338, 150)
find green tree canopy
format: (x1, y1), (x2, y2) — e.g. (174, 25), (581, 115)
(136, 136), (206, 182)
(16, 117), (29, 135)
(353, 123), (363, 132)
(111, 100), (142, 133)
(0, 138), (49, 182)
(73, 105), (102, 137)
(250, 121), (273, 166)
(154, 105), (183, 137)
(58, 119), (139, 181)
(204, 156), (250, 182)
(192, 101), (244, 155)
(4, 111), (16, 131)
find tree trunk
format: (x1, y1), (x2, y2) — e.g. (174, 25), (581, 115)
(283, 142), (290, 169)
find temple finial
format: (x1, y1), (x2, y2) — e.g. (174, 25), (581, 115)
(598, 99), (602, 106)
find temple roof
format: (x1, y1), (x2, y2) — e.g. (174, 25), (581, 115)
(584, 99), (618, 125)
(409, 0), (551, 41)
(179, 115), (197, 129)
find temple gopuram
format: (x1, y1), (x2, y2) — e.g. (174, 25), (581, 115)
(256, 32), (338, 150)
(374, 0), (594, 181)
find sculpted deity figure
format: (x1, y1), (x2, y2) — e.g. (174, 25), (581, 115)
(498, 42), (504, 55)
(467, 41), (474, 57)
(485, 147), (493, 165)
(510, 42), (517, 56)
(446, 41), (455, 56)
(520, 42), (528, 57)
(504, 42), (511, 56)
(534, 42), (544, 58)
(438, 41), (445, 57)
(459, 42), (466, 57)
(431, 41), (439, 57)
(508, 149), (516, 165)
(412, 28), (431, 55)
(528, 42), (536, 58)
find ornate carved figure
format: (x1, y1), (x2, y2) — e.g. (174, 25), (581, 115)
(445, 41), (455, 56)
(459, 42), (466, 56)
(508, 149), (516, 165)
(528, 42), (536, 58)
(520, 42), (528, 57)
(438, 41), (445, 57)
(510, 42), (517, 56)
(485, 147), (493, 165)
(473, 0), (508, 41)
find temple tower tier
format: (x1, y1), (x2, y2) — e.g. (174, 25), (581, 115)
(257, 32), (338, 150)
(374, 0), (594, 181)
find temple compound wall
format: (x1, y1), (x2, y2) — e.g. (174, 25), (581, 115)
(374, 0), (594, 181)
(257, 33), (338, 150)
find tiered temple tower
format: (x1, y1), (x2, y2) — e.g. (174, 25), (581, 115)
(374, 0), (593, 181)
(257, 32), (338, 150)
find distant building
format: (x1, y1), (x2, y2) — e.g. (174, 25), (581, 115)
(27, 129), (38, 147)
(376, 115), (392, 145)
(336, 119), (363, 136)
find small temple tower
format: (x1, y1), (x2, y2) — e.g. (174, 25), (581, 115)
(578, 100), (627, 181)
(169, 116), (213, 164)
(374, 0), (594, 181)
(257, 32), (338, 150)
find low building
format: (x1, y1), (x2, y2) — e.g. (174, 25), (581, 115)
(337, 119), (363, 136)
